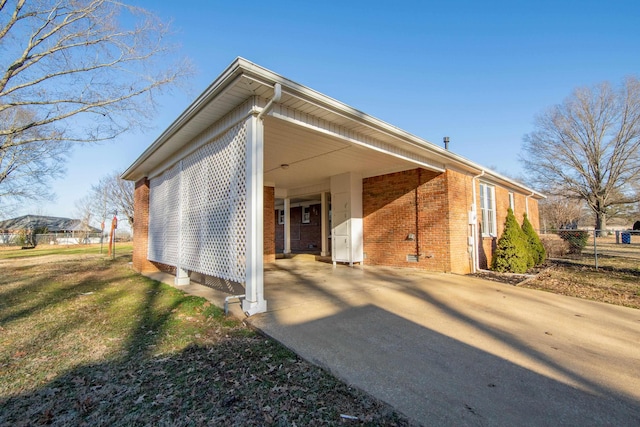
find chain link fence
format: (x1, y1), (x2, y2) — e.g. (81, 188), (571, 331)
(0, 232), (107, 247)
(540, 229), (640, 270)
(35, 232), (106, 246)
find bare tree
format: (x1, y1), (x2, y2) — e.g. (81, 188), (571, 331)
(522, 77), (640, 231)
(91, 171), (134, 227)
(538, 195), (585, 232)
(0, 107), (69, 214)
(74, 193), (97, 242)
(0, 0), (190, 203)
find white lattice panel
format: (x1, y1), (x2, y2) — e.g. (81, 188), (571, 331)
(163, 164), (181, 265)
(179, 122), (248, 283)
(148, 163), (180, 265)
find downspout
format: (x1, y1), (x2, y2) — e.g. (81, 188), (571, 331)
(257, 83), (282, 120)
(415, 169), (421, 260)
(525, 192), (534, 217)
(470, 170), (485, 273)
(224, 294), (245, 315)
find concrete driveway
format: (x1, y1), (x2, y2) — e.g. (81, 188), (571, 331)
(243, 256), (640, 426)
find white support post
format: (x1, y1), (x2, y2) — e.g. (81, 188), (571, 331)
(283, 198), (291, 254)
(321, 192), (330, 256)
(175, 267), (190, 285)
(175, 159), (190, 286)
(243, 114), (267, 315)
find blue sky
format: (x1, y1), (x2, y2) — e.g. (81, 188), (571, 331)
(18, 0), (640, 220)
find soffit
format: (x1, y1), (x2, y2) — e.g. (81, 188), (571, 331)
(264, 117), (421, 192)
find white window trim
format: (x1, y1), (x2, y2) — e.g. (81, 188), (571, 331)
(278, 209), (284, 225)
(302, 206), (310, 224)
(480, 183), (497, 237)
(508, 192), (515, 210)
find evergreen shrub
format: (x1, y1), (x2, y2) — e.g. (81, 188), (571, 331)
(522, 214), (546, 265)
(492, 208), (531, 273)
(558, 230), (589, 254)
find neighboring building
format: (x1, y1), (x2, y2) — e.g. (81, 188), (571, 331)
(123, 58), (543, 315)
(0, 215), (101, 245)
(0, 214), (101, 233)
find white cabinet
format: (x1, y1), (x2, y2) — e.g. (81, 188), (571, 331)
(331, 173), (363, 266)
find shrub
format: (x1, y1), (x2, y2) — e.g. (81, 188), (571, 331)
(492, 208), (531, 273)
(15, 229), (30, 247)
(522, 214), (546, 265)
(540, 234), (569, 257)
(558, 230), (589, 254)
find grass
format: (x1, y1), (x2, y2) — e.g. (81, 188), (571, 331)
(0, 242), (133, 258)
(520, 236), (640, 309)
(520, 257), (640, 309)
(477, 235), (640, 309)
(0, 246), (410, 426)
(521, 236), (640, 308)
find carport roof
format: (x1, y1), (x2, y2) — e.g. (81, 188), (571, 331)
(122, 57), (543, 199)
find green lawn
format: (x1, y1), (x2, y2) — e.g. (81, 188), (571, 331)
(0, 246), (409, 426)
(0, 242), (133, 259)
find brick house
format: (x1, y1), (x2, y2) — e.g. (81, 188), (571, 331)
(123, 58), (543, 315)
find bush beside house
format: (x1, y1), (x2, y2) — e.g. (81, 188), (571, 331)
(492, 208), (546, 274)
(492, 208), (532, 273)
(522, 214), (546, 264)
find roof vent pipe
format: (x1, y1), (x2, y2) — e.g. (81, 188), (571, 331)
(443, 136), (450, 150)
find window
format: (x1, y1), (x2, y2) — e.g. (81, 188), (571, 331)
(480, 183), (496, 236)
(508, 192), (515, 210)
(278, 209), (284, 225)
(302, 206), (310, 224)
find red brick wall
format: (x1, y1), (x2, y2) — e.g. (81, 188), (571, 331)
(132, 178), (160, 273)
(274, 204), (322, 252)
(363, 169), (453, 272)
(264, 187), (276, 263)
(445, 170), (474, 274)
(363, 168), (542, 274)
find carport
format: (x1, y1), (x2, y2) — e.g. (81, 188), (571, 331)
(123, 58), (544, 317)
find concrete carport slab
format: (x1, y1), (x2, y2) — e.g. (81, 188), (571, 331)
(241, 257), (640, 426)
